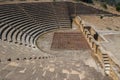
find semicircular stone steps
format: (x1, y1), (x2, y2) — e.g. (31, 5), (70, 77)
(0, 2), (71, 48)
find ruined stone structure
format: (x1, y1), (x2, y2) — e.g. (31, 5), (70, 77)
(74, 16), (120, 80)
(0, 1), (119, 80)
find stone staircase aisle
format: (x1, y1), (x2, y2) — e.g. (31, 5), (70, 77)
(102, 53), (111, 74)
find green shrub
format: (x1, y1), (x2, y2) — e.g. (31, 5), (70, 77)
(101, 3), (107, 9)
(86, 0), (93, 3)
(75, 0), (81, 2)
(100, 15), (103, 19)
(75, 0), (93, 3)
(116, 2), (120, 12)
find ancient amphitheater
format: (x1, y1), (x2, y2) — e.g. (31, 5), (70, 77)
(0, 0), (120, 80)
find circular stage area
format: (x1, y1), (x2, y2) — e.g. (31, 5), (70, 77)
(37, 29), (97, 68)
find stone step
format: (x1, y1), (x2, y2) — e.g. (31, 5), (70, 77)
(104, 64), (111, 67)
(103, 56), (109, 58)
(56, 72), (67, 80)
(103, 57), (109, 60)
(103, 61), (110, 64)
(105, 67), (111, 70)
(44, 71), (56, 80)
(0, 69), (11, 78)
(68, 74), (80, 80)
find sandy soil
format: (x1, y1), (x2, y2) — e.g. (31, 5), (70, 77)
(80, 15), (120, 31)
